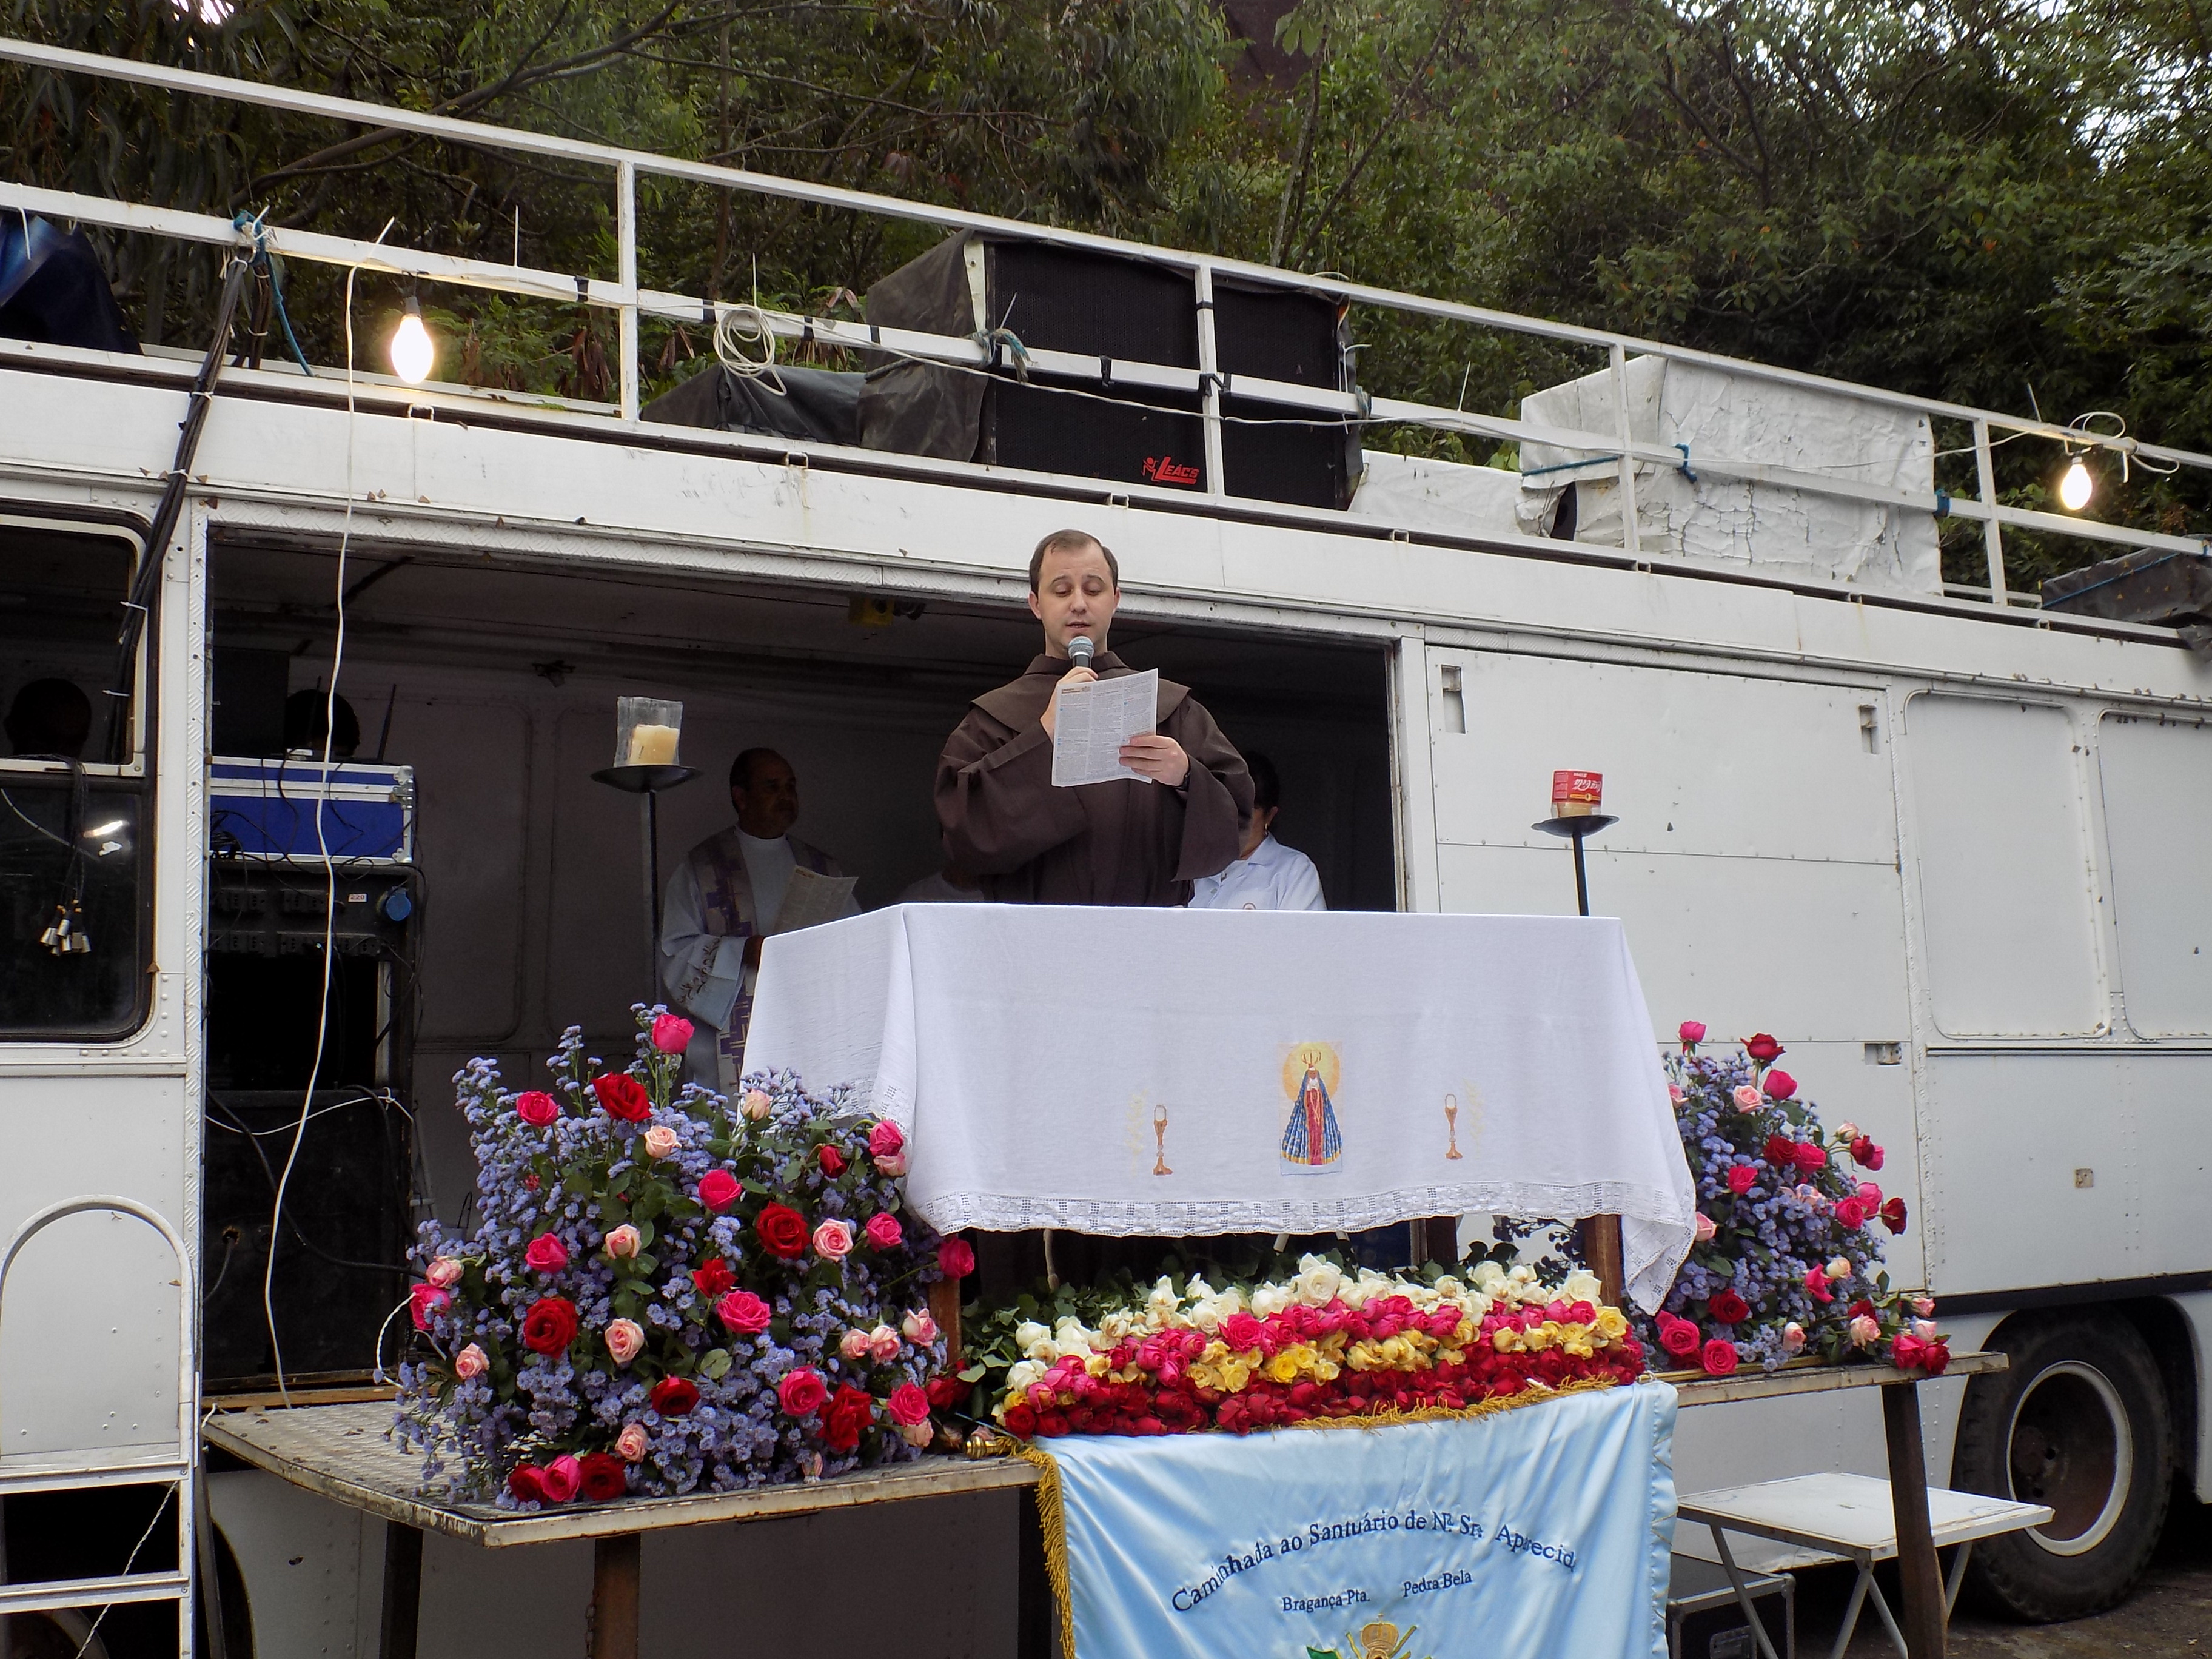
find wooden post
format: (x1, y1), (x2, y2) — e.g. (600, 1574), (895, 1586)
(1586, 1213), (1625, 1310)
(589, 1533), (643, 1659)
(1016, 1486), (1055, 1659)
(1881, 1380), (1946, 1659)
(377, 1521), (423, 1659)
(930, 1272), (965, 1373)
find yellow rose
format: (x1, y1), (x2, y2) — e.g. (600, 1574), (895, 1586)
(1221, 1359), (1253, 1392)
(1523, 1324), (1555, 1352)
(1595, 1307), (1629, 1341)
(1492, 1328), (1525, 1353)
(1561, 1324), (1595, 1358)
(1267, 1351), (1302, 1385)
(1190, 1362), (1221, 1391)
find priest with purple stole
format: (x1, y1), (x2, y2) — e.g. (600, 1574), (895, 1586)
(936, 528), (1253, 904)
(661, 747), (854, 1088)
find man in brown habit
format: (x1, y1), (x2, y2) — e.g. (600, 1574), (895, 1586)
(936, 528), (1253, 903)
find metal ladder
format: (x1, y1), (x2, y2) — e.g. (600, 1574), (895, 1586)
(0, 1196), (201, 1655)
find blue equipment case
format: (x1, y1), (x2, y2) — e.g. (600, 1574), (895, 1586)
(208, 756), (415, 864)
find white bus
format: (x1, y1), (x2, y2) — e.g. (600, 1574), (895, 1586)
(2, 40), (2207, 1657)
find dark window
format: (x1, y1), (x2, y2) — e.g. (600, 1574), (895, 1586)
(1, 518), (152, 1038)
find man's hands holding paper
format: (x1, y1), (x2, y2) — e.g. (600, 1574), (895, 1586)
(1116, 732), (1189, 786)
(1039, 665), (1096, 739)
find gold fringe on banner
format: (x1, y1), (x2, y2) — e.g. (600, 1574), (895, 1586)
(983, 1374), (1626, 1659)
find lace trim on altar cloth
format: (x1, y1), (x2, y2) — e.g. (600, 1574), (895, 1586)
(913, 1183), (1694, 1311)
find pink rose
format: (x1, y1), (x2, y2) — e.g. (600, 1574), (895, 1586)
(812, 1219), (854, 1260)
(1668, 1085), (1687, 1104)
(1803, 1265), (1832, 1303)
(1726, 1164), (1757, 1195)
(716, 1290), (773, 1335)
(886, 1382), (931, 1426)
(1912, 1318), (1940, 1342)
(741, 1088), (774, 1121)
(1848, 1314), (1880, 1347)
(1911, 1294), (1936, 1318)
(840, 1328), (874, 1361)
(426, 1256), (463, 1289)
(938, 1237), (976, 1279)
(1765, 1069), (1797, 1101)
(868, 1323), (902, 1363)
(1857, 1181), (1883, 1206)
(409, 1282), (451, 1332)
(1701, 1338), (1740, 1376)
(1679, 1021), (1707, 1046)
(605, 1319), (645, 1364)
(868, 1120), (905, 1158)
(1732, 1085), (1763, 1111)
(604, 1224), (642, 1259)
(902, 1310), (939, 1346)
(515, 1090), (559, 1125)
(454, 1342), (488, 1379)
(873, 1151), (908, 1176)
(540, 1455), (583, 1504)
(1835, 1121), (1860, 1142)
(863, 1212), (904, 1251)
(698, 1170), (740, 1213)
(1781, 1321), (1806, 1355)
(1693, 1212), (1717, 1242)
(524, 1232), (569, 1275)
(778, 1367), (828, 1416)
(615, 1422), (649, 1463)
(897, 1420), (934, 1448)
(651, 1012), (694, 1054)
(642, 1125), (680, 1160)
(1835, 1198), (1867, 1229)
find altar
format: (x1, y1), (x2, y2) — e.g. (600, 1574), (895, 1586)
(743, 905), (1699, 1305)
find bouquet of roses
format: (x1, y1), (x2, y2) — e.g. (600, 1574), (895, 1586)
(393, 1008), (973, 1506)
(1652, 1024), (1947, 1376)
(965, 1256), (1644, 1439)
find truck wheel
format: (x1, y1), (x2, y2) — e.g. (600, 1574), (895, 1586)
(1952, 1310), (2172, 1620)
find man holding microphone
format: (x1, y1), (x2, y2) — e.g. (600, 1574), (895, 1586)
(934, 529), (1252, 903)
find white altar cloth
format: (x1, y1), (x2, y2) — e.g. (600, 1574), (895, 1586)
(742, 906), (1695, 1308)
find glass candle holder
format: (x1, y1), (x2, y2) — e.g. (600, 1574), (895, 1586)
(615, 697), (684, 768)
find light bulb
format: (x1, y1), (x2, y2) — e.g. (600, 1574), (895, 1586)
(389, 298), (435, 386)
(2058, 457), (2094, 512)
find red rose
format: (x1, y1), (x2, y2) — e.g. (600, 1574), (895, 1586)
(508, 1464), (546, 1503)
(698, 1170), (740, 1213)
(592, 1073), (652, 1122)
(1222, 1312), (1267, 1352)
(1765, 1070), (1797, 1101)
(1708, 1290), (1750, 1325)
(1763, 1134), (1798, 1169)
(1835, 1198), (1868, 1229)
(1701, 1338), (1740, 1376)
(886, 1382), (931, 1426)
(817, 1144), (848, 1177)
(755, 1202), (809, 1259)
(1002, 1402), (1039, 1438)
(520, 1296), (580, 1356)
(1921, 1340), (1950, 1376)
(1891, 1332), (1926, 1370)
(1793, 1141), (1829, 1175)
(1726, 1164), (1757, 1195)
(926, 1375), (968, 1410)
(1679, 1021), (1707, 1047)
(1848, 1298), (1875, 1319)
(691, 1258), (736, 1299)
(1880, 1197), (1908, 1234)
(822, 1386), (876, 1453)
(777, 1367), (828, 1417)
(409, 1281), (451, 1332)
(1658, 1318), (1701, 1359)
(1850, 1136), (1885, 1171)
(938, 1237), (976, 1279)
(649, 1376), (699, 1417)
(577, 1452), (628, 1503)
(514, 1090), (559, 1125)
(717, 1290), (772, 1334)
(1744, 1033), (1785, 1064)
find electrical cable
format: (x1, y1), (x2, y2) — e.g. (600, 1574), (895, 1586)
(207, 1094), (412, 1274)
(263, 222), (384, 1404)
(69, 1482), (176, 1659)
(712, 302), (787, 396)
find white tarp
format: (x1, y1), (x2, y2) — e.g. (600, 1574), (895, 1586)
(1519, 356), (1942, 594)
(1348, 449), (1524, 540)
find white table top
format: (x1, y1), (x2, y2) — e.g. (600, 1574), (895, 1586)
(1678, 1472), (2053, 1563)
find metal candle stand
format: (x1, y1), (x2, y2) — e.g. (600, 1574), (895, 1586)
(592, 763), (700, 1002)
(1532, 811), (1618, 919)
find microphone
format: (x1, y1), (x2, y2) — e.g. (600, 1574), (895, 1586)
(1067, 635), (1095, 671)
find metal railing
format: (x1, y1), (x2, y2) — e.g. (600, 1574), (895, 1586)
(4, 35), (2210, 602)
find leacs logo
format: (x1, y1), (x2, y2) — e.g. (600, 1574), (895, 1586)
(1142, 454), (1202, 488)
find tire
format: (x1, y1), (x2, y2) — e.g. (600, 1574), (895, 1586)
(1951, 1309), (2173, 1620)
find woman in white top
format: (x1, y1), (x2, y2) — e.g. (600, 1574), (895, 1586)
(1187, 751), (1326, 911)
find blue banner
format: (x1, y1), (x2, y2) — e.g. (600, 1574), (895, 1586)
(1040, 1382), (1675, 1659)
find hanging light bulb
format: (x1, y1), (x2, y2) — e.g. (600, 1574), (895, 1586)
(389, 296), (435, 386)
(2057, 455), (2094, 512)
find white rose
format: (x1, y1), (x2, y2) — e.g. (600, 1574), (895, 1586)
(1432, 1276), (1464, 1300)
(1099, 1310), (1134, 1343)
(1014, 1320), (1051, 1352)
(1216, 1286), (1247, 1316)
(1561, 1270), (1603, 1306)
(1187, 1298), (1223, 1335)
(1250, 1284), (1292, 1318)
(1470, 1260), (1508, 1295)
(1008, 1359), (1045, 1391)
(1293, 1259), (1343, 1306)
(1055, 1338), (1093, 1362)
(1507, 1263), (1538, 1287)
(1185, 1275), (1218, 1304)
(1463, 1292), (1493, 1321)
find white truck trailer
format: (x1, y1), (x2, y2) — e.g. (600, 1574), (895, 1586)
(1, 38), (2209, 1657)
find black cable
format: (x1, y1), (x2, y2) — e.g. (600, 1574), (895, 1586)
(204, 1091), (413, 1274)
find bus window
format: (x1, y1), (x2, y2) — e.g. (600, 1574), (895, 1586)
(0, 519), (151, 1039)
(2099, 714), (2212, 1037)
(1904, 694), (2102, 1037)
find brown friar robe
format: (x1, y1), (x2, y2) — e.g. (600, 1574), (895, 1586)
(936, 651), (1253, 905)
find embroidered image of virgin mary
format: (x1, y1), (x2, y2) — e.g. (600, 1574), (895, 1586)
(1279, 1042), (1344, 1173)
